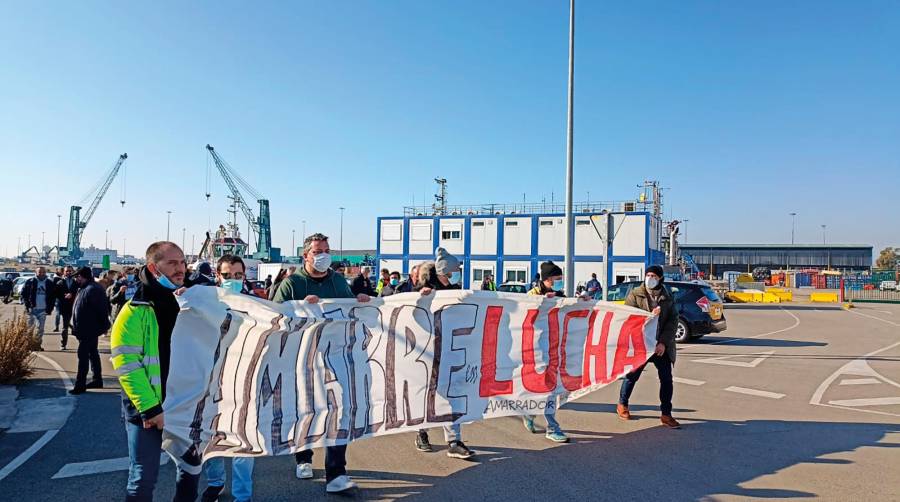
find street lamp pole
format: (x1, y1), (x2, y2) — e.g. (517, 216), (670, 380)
(790, 212), (797, 245)
(166, 211), (172, 241)
(57, 214), (61, 249)
(292, 229), (296, 257)
(563, 0), (576, 297)
(182, 228), (186, 252)
(821, 224), (826, 245)
(105, 229), (109, 249)
(339, 207), (345, 263)
(302, 220), (306, 240)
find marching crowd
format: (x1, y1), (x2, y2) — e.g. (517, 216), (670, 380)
(21, 232), (679, 501)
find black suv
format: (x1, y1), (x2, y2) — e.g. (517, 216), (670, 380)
(605, 280), (727, 342)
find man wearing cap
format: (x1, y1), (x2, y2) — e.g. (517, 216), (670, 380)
(616, 264), (680, 429)
(413, 248), (476, 459)
(523, 261), (571, 443)
(69, 267), (110, 394)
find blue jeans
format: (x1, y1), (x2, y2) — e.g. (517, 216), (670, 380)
(125, 420), (199, 502)
(618, 354), (674, 416)
(204, 457), (254, 502)
(526, 403), (563, 434)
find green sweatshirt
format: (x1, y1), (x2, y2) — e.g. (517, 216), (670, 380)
(272, 267), (354, 302)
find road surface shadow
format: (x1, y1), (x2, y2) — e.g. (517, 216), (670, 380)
(694, 337), (827, 348)
(166, 419), (898, 501)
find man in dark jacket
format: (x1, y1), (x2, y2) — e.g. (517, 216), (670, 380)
(617, 265), (680, 429)
(350, 266), (375, 296)
(22, 266), (56, 351)
(271, 233), (370, 494)
(394, 264), (418, 294)
(54, 265), (78, 350)
(69, 267), (109, 394)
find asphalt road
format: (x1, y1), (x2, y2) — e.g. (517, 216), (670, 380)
(1, 301), (898, 501)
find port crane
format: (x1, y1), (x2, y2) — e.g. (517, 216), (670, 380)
(205, 145), (279, 261)
(58, 153), (128, 264)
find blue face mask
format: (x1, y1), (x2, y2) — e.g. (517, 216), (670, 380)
(552, 279), (565, 291)
(126, 274), (135, 282)
(156, 273), (178, 290)
(220, 279), (243, 294)
(390, 278), (399, 286)
(449, 271), (462, 285)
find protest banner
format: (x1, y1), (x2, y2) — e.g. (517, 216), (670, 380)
(161, 287), (657, 472)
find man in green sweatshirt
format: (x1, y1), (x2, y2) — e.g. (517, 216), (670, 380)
(271, 232), (370, 494)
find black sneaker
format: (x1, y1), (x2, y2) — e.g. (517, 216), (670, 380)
(68, 387), (85, 395)
(201, 484), (223, 502)
(446, 441), (474, 460)
(85, 380), (103, 389)
(415, 430), (433, 452)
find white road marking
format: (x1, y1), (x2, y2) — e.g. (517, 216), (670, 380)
(710, 307), (801, 345)
(52, 453), (170, 479)
(0, 352), (74, 482)
(725, 386), (785, 399)
(0, 429), (59, 482)
(827, 397), (900, 407)
(673, 377), (705, 386)
(839, 378), (881, 386)
(810, 311), (900, 418)
(693, 351), (775, 368)
(35, 353), (73, 390)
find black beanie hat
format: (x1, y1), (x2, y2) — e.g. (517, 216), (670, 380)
(540, 261), (563, 281)
(646, 265), (664, 279)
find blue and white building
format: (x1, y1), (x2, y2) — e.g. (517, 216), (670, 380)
(376, 204), (665, 290)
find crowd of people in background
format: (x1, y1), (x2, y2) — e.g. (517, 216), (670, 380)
(16, 231), (678, 500)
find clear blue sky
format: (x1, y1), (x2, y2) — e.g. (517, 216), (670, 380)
(1, 1), (898, 259)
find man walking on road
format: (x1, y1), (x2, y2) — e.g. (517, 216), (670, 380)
(22, 266), (55, 351)
(272, 233), (370, 494)
(201, 254), (255, 502)
(617, 265), (681, 429)
(111, 241), (199, 501)
(69, 267), (109, 394)
(54, 265), (78, 350)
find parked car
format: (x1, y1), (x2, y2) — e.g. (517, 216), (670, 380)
(11, 277), (29, 302)
(497, 282), (528, 294)
(879, 281), (897, 292)
(0, 277), (12, 301)
(604, 280), (727, 342)
(2, 272), (20, 281)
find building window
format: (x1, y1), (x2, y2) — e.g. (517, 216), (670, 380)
(473, 267), (493, 282)
(576, 220), (591, 226)
(381, 222), (402, 241)
(411, 223), (431, 241)
(505, 269), (527, 283)
(441, 230), (461, 240)
(473, 221), (485, 227)
(540, 221), (554, 227)
(505, 220), (518, 227)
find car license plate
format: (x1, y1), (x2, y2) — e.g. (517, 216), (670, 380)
(710, 304), (722, 320)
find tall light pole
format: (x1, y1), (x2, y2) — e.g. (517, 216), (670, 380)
(182, 228), (186, 252)
(339, 207), (345, 263)
(123, 238), (126, 256)
(682, 219), (690, 244)
(821, 224), (826, 245)
(302, 220), (306, 240)
(790, 212), (797, 245)
(166, 211), (172, 241)
(41, 231), (45, 252)
(563, 0), (576, 297)
(292, 229), (296, 257)
(105, 229), (109, 249)
(56, 214), (61, 249)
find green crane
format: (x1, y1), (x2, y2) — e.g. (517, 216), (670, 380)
(205, 145), (280, 261)
(58, 153), (128, 264)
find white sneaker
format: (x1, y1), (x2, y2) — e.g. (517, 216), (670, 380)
(295, 462), (313, 479)
(325, 475), (357, 493)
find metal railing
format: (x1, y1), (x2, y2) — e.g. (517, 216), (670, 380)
(401, 200), (648, 217)
(844, 288), (900, 303)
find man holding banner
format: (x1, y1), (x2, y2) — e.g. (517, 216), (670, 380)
(616, 265), (681, 429)
(271, 232), (370, 493)
(111, 242), (199, 502)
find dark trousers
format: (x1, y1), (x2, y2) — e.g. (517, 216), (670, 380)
(125, 420), (199, 502)
(74, 335), (102, 388)
(294, 445), (347, 482)
(618, 354), (674, 416)
(60, 309), (72, 346)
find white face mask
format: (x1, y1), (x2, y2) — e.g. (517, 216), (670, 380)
(312, 252), (331, 273)
(645, 276), (660, 290)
